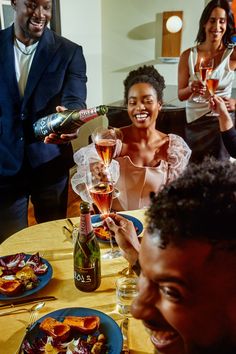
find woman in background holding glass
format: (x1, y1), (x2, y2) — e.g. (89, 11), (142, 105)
(178, 0), (236, 163)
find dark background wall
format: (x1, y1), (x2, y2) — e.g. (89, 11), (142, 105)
(107, 106), (187, 139)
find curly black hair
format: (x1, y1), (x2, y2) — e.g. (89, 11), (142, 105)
(195, 0), (235, 45)
(123, 65), (166, 105)
(146, 157), (236, 249)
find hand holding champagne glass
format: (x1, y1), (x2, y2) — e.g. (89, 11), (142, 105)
(192, 58), (214, 103)
(105, 214), (141, 275)
(105, 214), (140, 316)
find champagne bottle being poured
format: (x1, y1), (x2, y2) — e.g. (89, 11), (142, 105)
(33, 105), (108, 140)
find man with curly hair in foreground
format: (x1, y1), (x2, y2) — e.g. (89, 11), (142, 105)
(106, 157), (236, 354)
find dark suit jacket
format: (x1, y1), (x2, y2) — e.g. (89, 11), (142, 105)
(0, 25), (87, 177)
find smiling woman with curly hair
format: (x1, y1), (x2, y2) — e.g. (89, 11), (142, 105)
(72, 65), (191, 211)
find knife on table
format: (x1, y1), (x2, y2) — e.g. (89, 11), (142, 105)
(120, 317), (130, 353)
(0, 295), (57, 310)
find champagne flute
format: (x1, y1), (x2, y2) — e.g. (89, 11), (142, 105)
(92, 127), (117, 168)
(206, 70), (220, 116)
(86, 161), (121, 259)
(92, 126), (120, 198)
(193, 58), (214, 103)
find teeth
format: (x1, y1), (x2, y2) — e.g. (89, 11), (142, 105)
(151, 330), (178, 345)
(136, 114), (147, 119)
(155, 330), (177, 340)
(30, 20), (44, 28)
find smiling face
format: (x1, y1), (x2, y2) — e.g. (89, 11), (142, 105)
(12, 0), (52, 44)
(131, 231), (236, 354)
(127, 83), (161, 129)
(204, 7), (227, 43)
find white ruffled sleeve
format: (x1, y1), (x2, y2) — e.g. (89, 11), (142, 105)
(71, 143), (120, 203)
(166, 134), (191, 184)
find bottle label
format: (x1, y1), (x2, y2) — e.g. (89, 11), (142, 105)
(33, 113), (60, 137)
(74, 266), (97, 284)
(79, 214), (94, 243)
(79, 107), (99, 122)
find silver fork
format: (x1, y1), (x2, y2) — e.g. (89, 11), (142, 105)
(15, 302), (45, 354)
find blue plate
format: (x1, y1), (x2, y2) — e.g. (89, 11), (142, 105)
(23, 307), (123, 354)
(0, 254), (52, 301)
(91, 213), (143, 244)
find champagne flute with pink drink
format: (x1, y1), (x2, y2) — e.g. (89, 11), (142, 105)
(86, 160), (121, 259)
(206, 70), (220, 116)
(193, 58), (214, 103)
(92, 126), (120, 198)
(92, 127), (117, 168)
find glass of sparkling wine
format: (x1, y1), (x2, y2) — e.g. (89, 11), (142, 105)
(193, 58), (214, 103)
(206, 70), (220, 116)
(86, 161), (121, 259)
(92, 127), (117, 168)
(92, 126), (120, 199)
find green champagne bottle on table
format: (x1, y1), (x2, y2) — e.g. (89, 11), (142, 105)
(74, 202), (101, 292)
(33, 105), (108, 139)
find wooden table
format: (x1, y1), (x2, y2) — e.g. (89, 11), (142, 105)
(0, 210), (153, 354)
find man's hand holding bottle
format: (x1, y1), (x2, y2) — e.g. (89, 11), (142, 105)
(44, 106), (78, 144)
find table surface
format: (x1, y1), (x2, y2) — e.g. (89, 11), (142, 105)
(0, 209), (153, 354)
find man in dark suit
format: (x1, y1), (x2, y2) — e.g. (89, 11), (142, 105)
(0, 0), (87, 242)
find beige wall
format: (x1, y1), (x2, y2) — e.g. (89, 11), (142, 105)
(101, 0), (205, 105)
(59, 0), (206, 149)
(60, 0), (106, 151)
(59, 0), (206, 107)
(60, 0), (103, 108)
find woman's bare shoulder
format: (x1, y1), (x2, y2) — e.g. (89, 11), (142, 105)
(180, 47), (191, 59)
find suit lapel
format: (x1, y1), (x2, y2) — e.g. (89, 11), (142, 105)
(0, 26), (21, 102)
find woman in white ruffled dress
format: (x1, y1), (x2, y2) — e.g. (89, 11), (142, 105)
(72, 65), (191, 211)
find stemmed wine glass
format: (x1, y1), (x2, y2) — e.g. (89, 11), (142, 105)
(85, 160), (121, 259)
(92, 126), (117, 169)
(193, 58), (214, 103)
(92, 126), (120, 199)
(206, 70), (220, 116)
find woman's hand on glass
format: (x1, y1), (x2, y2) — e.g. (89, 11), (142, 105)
(190, 80), (207, 97)
(212, 95), (234, 132)
(222, 97), (236, 112)
(210, 95), (231, 117)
